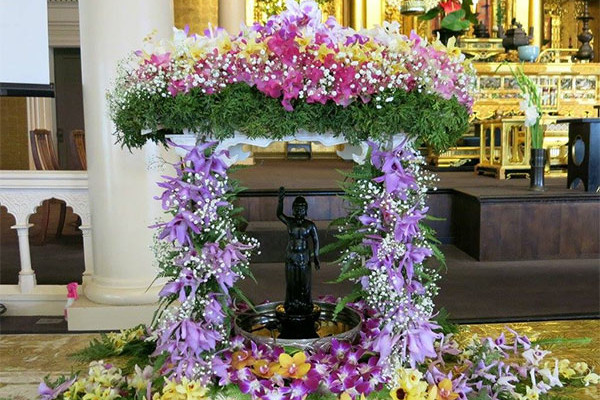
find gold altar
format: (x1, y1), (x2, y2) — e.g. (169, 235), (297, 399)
(474, 116), (570, 179)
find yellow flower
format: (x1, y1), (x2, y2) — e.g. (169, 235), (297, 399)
(231, 349), (255, 370)
(277, 352), (311, 379)
(428, 385), (438, 400)
(252, 359), (276, 379)
(390, 387), (408, 400)
(217, 35), (232, 53)
(106, 332), (126, 353)
(174, 377), (209, 400)
(558, 359), (576, 378)
(436, 379), (459, 400)
(131, 365), (153, 392)
(391, 368), (429, 400)
(340, 392), (352, 400)
(573, 362), (589, 375)
(401, 368), (427, 392)
(239, 38), (267, 61)
(522, 385), (540, 400)
(295, 36), (312, 51)
(64, 379), (86, 399)
(82, 386), (119, 400)
(126, 326), (145, 341)
(317, 44), (333, 61)
(160, 377), (183, 400)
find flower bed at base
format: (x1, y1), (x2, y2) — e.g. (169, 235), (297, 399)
(40, 1), (598, 399)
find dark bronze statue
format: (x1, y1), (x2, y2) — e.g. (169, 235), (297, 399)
(276, 187), (321, 338)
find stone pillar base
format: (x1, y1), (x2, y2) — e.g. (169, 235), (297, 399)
(67, 295), (158, 331)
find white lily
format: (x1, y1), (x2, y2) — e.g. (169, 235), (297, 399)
(538, 360), (563, 388)
(583, 372), (600, 386)
(519, 97), (540, 127)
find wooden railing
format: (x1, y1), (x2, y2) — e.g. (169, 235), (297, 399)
(0, 171), (91, 315)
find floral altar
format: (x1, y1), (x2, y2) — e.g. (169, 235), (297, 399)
(40, 1), (597, 400)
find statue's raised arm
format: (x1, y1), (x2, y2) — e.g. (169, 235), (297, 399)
(277, 186), (288, 224)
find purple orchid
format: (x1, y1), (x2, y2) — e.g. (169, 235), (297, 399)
(155, 209), (202, 246)
(158, 267), (199, 302)
(204, 294), (226, 325)
(38, 377), (76, 400)
(331, 338), (351, 361)
(405, 319), (442, 364)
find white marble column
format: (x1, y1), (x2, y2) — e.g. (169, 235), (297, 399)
(12, 224), (36, 293)
(219, 0), (246, 34)
(78, 0), (174, 305)
(78, 225), (94, 285)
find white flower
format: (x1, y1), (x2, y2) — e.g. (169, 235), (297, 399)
(538, 360), (563, 388)
(583, 372), (599, 386)
(523, 346), (550, 366)
(520, 98), (539, 127)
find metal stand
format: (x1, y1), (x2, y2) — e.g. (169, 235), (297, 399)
(574, 0), (594, 61)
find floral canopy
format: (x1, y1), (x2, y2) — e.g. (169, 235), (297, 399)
(109, 0), (474, 152)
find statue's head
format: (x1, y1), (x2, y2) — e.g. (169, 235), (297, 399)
(292, 196), (307, 219)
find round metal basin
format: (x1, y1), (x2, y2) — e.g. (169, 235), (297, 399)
(233, 301), (363, 352)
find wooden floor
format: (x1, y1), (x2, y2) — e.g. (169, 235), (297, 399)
(231, 159), (583, 193)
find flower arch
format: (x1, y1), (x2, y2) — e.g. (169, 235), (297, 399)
(111, 0), (476, 387)
(111, 0), (472, 395)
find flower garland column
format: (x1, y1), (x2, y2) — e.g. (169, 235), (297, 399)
(78, 0), (174, 310)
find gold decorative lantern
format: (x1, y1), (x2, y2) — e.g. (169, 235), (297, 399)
(400, 0), (426, 15)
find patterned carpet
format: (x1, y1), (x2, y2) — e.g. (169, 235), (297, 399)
(0, 320), (598, 400)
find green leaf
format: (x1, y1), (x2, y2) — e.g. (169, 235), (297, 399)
(320, 240), (350, 255)
(69, 336), (116, 362)
(531, 337), (592, 347)
(441, 9), (471, 31)
(468, 391), (493, 400)
(112, 84), (470, 155)
(283, 346), (302, 354)
(434, 308), (458, 334)
(461, 0), (479, 24)
(333, 290), (366, 318)
(425, 214), (446, 222)
(152, 352), (169, 372)
(231, 285), (256, 312)
(328, 267), (370, 283)
(419, 7), (441, 21)
(431, 244), (447, 270)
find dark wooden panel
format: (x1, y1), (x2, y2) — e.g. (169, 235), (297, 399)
(479, 203), (522, 261)
(559, 201), (600, 258)
(425, 192), (453, 243)
(238, 186), (599, 262)
(237, 195), (348, 222)
(519, 203), (561, 259)
(478, 200), (599, 261)
(452, 192), (481, 259)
